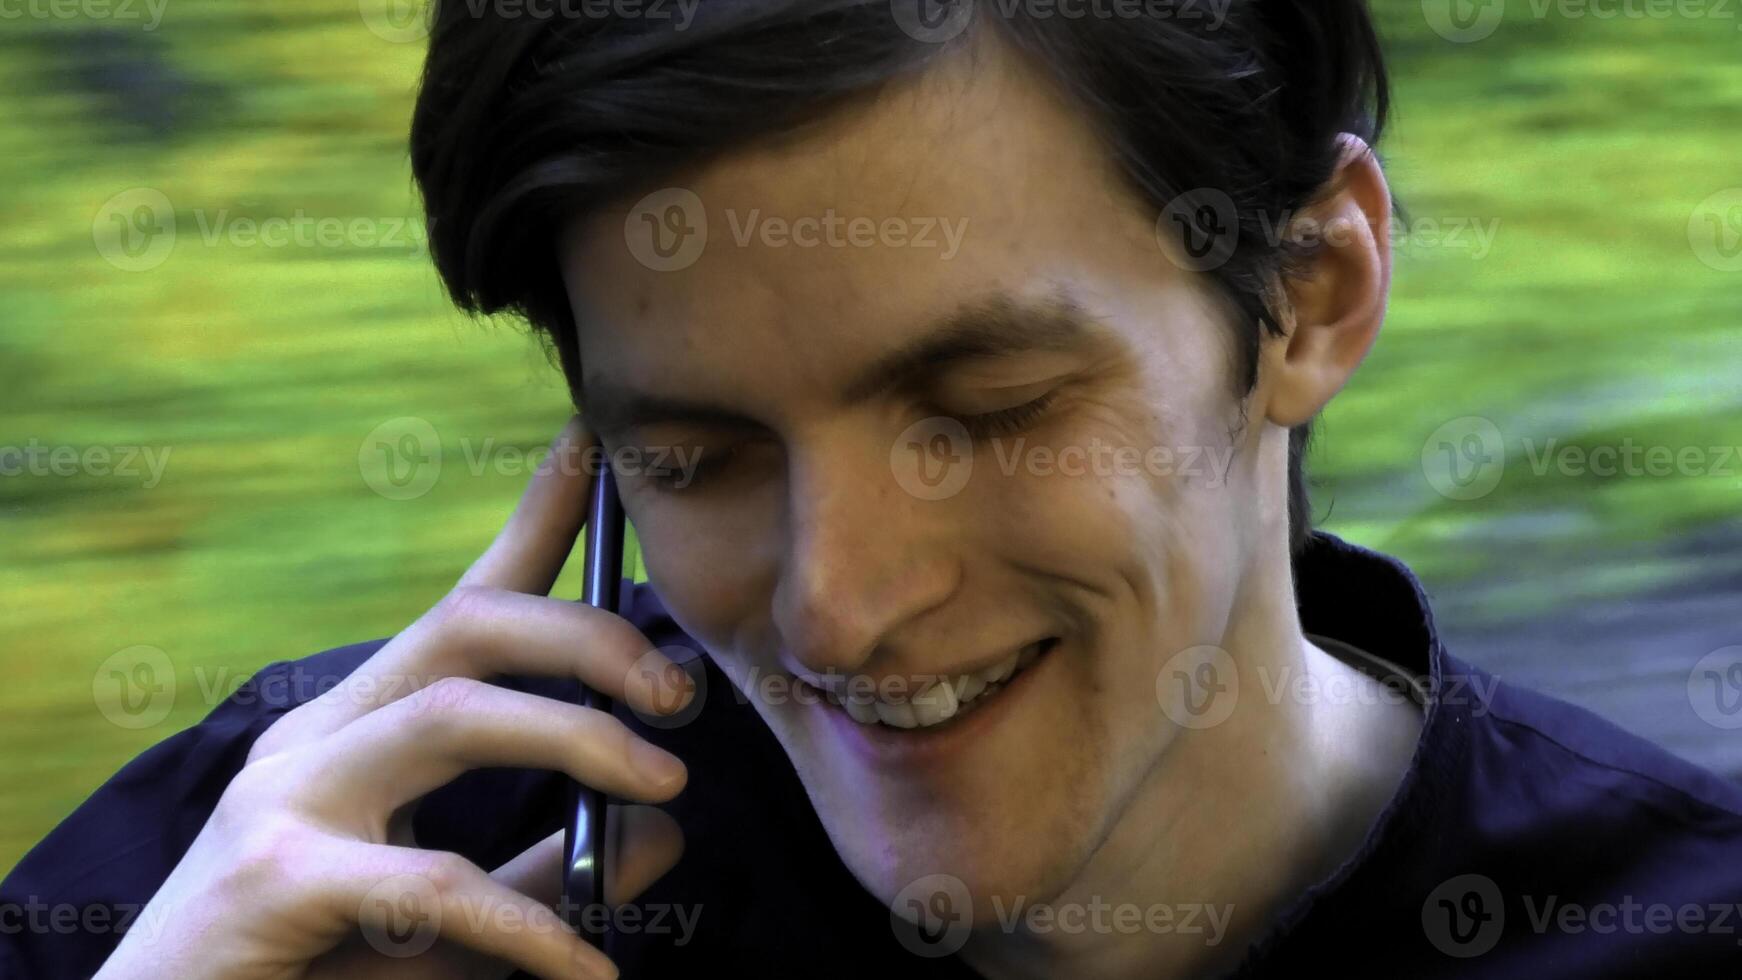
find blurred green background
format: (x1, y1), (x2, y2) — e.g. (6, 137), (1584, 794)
(3, 1), (1740, 873)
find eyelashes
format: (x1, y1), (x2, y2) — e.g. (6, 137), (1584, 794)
(646, 444), (734, 492)
(955, 390), (1059, 439)
(643, 391), (1061, 493)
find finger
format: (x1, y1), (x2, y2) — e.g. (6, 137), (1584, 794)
(306, 931), (497, 980)
(490, 806), (685, 911)
(303, 813), (682, 979)
(453, 813), (685, 980)
(491, 829), (568, 910)
(295, 678), (688, 820)
(250, 591), (695, 761)
(459, 414), (599, 595)
(601, 805), (685, 908)
(335, 844), (619, 980)
(406, 590), (696, 720)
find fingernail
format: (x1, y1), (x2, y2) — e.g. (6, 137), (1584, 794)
(575, 949), (619, 980)
(631, 739), (686, 788)
(640, 657), (696, 715)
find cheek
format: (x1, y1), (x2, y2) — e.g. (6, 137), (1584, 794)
(628, 493), (765, 654)
(975, 385), (1241, 648)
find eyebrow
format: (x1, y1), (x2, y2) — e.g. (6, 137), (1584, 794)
(578, 288), (1104, 437)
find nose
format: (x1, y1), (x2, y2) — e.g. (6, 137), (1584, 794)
(772, 439), (959, 677)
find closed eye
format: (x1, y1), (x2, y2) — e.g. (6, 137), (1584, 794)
(644, 444), (735, 492)
(641, 391), (1060, 493)
(956, 390), (1058, 438)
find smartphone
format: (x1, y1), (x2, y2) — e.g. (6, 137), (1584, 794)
(563, 462), (625, 946)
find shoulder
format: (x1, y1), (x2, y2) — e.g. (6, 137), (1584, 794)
(1459, 651), (1742, 835)
(1407, 655), (1742, 969)
(1233, 651), (1742, 975)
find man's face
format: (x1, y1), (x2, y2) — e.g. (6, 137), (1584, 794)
(560, 40), (1281, 915)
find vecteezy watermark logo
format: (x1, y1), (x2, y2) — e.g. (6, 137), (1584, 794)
(359, 0), (431, 43)
(1387, 214), (1502, 260)
(989, 896), (1233, 942)
(1688, 645), (1742, 730)
(359, 417), (444, 501)
(0, 0), (169, 29)
(1422, 873), (1505, 957)
(1425, 420), (1742, 500)
(0, 440), (173, 489)
(988, 438), (1235, 487)
(363, 0), (702, 42)
(360, 422), (707, 500)
(891, 0), (975, 42)
(625, 645), (709, 730)
(1156, 644), (1239, 730)
(890, 873), (975, 956)
(1422, 0), (1506, 42)
(1421, 415), (1506, 501)
(625, 187), (966, 267)
(1158, 197), (1497, 269)
(1520, 895), (1742, 945)
(557, 901), (705, 945)
(0, 897), (173, 943)
(723, 209), (969, 259)
(94, 188), (427, 269)
(93, 188), (176, 272)
(1689, 188), (1742, 273)
(891, 416), (974, 501)
(359, 873), (443, 958)
(625, 187), (708, 271)
(1249, 661), (1494, 717)
(888, 877), (1234, 954)
(92, 645), (176, 729)
(1427, 0), (1742, 44)
(1425, 875), (1742, 954)
(1156, 187), (1239, 273)
(888, 428), (1237, 500)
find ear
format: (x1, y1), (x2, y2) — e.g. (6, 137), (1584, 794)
(1263, 133), (1393, 428)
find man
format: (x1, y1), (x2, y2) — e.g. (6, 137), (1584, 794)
(7, 3), (1741, 978)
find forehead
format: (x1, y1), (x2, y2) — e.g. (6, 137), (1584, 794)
(556, 33), (1198, 419)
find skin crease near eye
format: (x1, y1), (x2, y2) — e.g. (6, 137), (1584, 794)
(558, 28), (1414, 980)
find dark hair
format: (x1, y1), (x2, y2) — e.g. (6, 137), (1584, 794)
(409, 0), (1393, 556)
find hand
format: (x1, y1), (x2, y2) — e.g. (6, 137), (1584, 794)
(96, 416), (696, 980)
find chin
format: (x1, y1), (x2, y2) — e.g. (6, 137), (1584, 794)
(816, 790), (1090, 929)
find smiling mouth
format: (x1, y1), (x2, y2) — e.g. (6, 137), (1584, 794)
(799, 637), (1061, 732)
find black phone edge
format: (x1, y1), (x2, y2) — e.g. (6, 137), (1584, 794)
(564, 462), (625, 946)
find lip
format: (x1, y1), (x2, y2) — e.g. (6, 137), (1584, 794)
(816, 639), (1058, 772)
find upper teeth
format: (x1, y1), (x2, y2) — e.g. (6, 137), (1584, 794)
(817, 640), (1050, 730)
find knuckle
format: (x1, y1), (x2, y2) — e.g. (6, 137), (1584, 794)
(426, 585), (495, 641)
(246, 719), (296, 764)
(225, 749), (300, 808)
(402, 675), (488, 729)
(593, 712), (641, 773)
(420, 850), (480, 901)
(592, 608), (652, 661)
(225, 814), (311, 894)
(246, 729), (282, 764)
(559, 706), (641, 785)
(573, 610), (658, 686)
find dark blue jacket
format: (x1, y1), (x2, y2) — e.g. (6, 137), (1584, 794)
(5, 531), (1741, 978)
